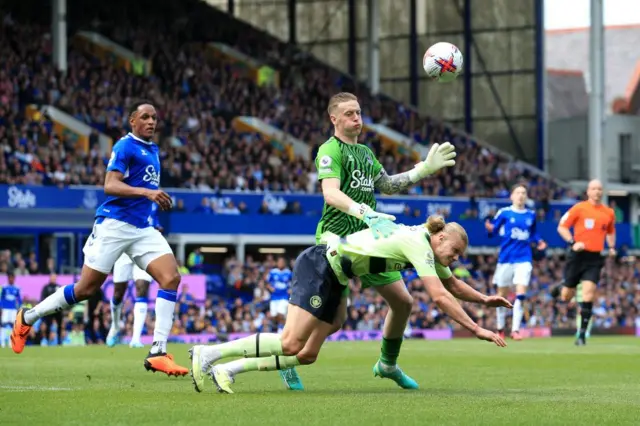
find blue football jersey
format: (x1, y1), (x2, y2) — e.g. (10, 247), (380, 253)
(0, 285), (22, 310)
(97, 133), (161, 228)
(268, 268), (292, 301)
(490, 207), (541, 264)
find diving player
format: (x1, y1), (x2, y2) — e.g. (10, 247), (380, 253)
(10, 101), (188, 376)
(485, 185), (546, 340)
(189, 216), (511, 394)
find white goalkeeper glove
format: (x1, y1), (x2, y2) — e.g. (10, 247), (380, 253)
(408, 142), (457, 182)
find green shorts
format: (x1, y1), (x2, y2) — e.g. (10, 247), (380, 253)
(340, 271), (402, 296)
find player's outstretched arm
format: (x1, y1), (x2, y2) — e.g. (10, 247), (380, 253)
(441, 276), (512, 308)
(375, 142), (456, 195)
(104, 171), (173, 210)
(322, 178), (396, 238)
(421, 275), (506, 347)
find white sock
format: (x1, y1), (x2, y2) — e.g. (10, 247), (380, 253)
(149, 289), (177, 355)
(0, 326), (6, 347)
(110, 299), (123, 333)
(512, 297), (524, 333)
(496, 306), (507, 330)
(24, 285), (75, 325)
(131, 301), (148, 343)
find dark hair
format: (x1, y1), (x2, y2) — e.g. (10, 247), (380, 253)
(129, 100), (154, 118)
(511, 183), (527, 193)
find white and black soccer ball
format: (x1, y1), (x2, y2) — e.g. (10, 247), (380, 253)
(423, 42), (464, 83)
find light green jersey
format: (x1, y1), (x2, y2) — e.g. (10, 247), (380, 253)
(314, 136), (383, 242)
(321, 224), (453, 286)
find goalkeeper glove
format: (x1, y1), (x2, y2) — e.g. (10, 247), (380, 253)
(408, 142), (456, 182)
(349, 203), (398, 239)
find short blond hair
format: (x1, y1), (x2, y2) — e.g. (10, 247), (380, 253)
(425, 215), (469, 246)
(327, 92), (358, 115)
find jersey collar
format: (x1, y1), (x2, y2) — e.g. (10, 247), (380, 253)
(510, 206), (527, 213)
(128, 132), (154, 145)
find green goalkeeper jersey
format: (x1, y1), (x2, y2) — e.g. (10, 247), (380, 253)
(314, 136), (383, 242)
(320, 224), (453, 286)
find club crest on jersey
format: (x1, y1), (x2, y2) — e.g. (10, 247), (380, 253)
(584, 218), (595, 229)
(143, 165), (160, 187)
(526, 219), (532, 226)
(350, 169), (374, 192)
(425, 251), (435, 267)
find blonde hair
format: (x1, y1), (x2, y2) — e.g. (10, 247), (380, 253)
(327, 92), (357, 115)
(425, 215), (469, 246)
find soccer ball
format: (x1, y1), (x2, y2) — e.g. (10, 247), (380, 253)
(423, 42), (463, 83)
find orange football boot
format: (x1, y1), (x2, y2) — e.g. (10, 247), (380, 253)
(511, 330), (523, 341)
(497, 329), (505, 340)
(10, 308), (32, 354)
(144, 352), (189, 377)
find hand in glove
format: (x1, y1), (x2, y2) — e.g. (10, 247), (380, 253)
(409, 142), (457, 182)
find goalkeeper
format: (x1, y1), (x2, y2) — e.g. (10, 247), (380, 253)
(273, 92), (458, 390)
(190, 216), (510, 394)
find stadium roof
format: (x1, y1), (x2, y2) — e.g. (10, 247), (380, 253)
(546, 24), (640, 114)
(546, 69), (588, 120)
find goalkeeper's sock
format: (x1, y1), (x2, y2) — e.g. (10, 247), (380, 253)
(379, 337), (403, 368)
(24, 285), (75, 325)
(149, 289), (176, 355)
(131, 298), (148, 343)
(511, 295), (525, 333)
(203, 333), (284, 360)
(222, 355), (301, 376)
(496, 306), (507, 331)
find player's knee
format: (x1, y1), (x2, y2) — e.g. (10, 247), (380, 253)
(390, 294), (413, 316)
(296, 349), (318, 365)
(157, 270), (181, 290)
(280, 335), (305, 356)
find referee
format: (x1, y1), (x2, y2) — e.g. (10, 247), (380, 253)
(553, 179), (616, 346)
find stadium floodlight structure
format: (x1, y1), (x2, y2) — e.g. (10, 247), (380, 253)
(588, 0), (605, 196)
(52, 0), (68, 73)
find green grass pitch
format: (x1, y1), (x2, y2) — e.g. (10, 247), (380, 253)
(1, 337), (639, 425)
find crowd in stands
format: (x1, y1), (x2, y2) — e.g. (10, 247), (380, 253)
(0, 5), (576, 201)
(4, 248), (638, 347)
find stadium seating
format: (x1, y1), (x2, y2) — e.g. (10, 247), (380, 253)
(0, 9), (577, 200)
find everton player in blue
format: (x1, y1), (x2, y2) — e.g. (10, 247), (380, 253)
(485, 185), (546, 340)
(1, 271), (22, 348)
(267, 257), (293, 322)
(11, 101), (188, 376)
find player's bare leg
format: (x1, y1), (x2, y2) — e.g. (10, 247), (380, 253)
(107, 281), (128, 347)
(572, 280), (596, 346)
(208, 304), (336, 394)
(496, 286), (510, 339)
(277, 296), (348, 391)
(12, 265), (108, 354)
(130, 279), (150, 348)
(372, 280), (418, 389)
(143, 254), (187, 376)
(510, 284), (527, 341)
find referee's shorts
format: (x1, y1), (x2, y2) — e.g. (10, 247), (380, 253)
(563, 250), (604, 288)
